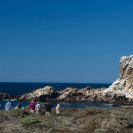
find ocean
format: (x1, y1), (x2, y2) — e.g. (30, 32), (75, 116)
(0, 82), (112, 109)
(0, 82), (111, 95)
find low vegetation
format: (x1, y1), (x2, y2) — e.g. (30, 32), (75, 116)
(0, 107), (133, 133)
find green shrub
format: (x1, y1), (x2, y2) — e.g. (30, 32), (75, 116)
(10, 109), (23, 117)
(21, 116), (41, 127)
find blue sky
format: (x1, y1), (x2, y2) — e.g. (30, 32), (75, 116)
(0, 0), (133, 83)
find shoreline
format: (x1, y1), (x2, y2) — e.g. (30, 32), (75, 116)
(0, 98), (113, 110)
(0, 85), (133, 107)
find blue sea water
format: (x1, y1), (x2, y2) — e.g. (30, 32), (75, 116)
(0, 82), (111, 95)
(0, 82), (112, 109)
(0, 100), (112, 110)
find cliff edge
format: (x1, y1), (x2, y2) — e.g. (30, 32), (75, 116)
(103, 55), (133, 99)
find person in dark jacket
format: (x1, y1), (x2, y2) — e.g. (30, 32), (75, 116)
(45, 102), (53, 115)
(15, 101), (22, 109)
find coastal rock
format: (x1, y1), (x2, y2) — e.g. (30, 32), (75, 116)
(57, 87), (103, 102)
(20, 86), (55, 100)
(57, 55), (133, 103)
(103, 55), (133, 99)
(0, 93), (15, 100)
(57, 87), (82, 101)
(19, 55), (133, 105)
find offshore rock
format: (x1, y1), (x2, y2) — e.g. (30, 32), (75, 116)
(57, 87), (105, 102)
(57, 87), (83, 101)
(0, 93), (15, 100)
(20, 86), (57, 100)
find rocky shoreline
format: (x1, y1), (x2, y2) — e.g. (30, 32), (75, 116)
(0, 93), (15, 100)
(1, 85), (133, 106)
(0, 55), (133, 106)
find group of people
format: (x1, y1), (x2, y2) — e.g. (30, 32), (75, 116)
(29, 100), (61, 115)
(5, 100), (12, 111)
(5, 99), (22, 111)
(4, 99), (62, 115)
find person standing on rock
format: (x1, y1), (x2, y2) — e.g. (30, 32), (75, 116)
(56, 104), (61, 115)
(5, 99), (12, 111)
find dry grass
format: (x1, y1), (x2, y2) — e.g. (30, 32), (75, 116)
(0, 107), (133, 133)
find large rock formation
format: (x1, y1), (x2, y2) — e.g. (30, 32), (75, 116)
(57, 87), (106, 102)
(51, 55), (133, 103)
(103, 55), (133, 99)
(19, 55), (133, 105)
(20, 86), (56, 100)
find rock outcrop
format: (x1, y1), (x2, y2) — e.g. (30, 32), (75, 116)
(57, 87), (82, 101)
(103, 55), (133, 100)
(19, 55), (133, 105)
(20, 86), (57, 100)
(0, 93), (15, 100)
(57, 87), (107, 102)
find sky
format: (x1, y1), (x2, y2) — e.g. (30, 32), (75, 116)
(0, 0), (133, 83)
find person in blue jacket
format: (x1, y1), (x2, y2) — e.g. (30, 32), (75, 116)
(5, 99), (12, 111)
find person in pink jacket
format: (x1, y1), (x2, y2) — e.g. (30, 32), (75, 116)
(29, 100), (36, 113)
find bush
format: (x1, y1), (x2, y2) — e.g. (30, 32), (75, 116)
(10, 109), (24, 117)
(21, 116), (41, 127)
(0, 111), (9, 122)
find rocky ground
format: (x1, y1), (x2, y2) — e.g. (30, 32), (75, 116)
(0, 107), (133, 133)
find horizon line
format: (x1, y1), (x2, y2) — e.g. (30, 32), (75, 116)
(0, 81), (112, 84)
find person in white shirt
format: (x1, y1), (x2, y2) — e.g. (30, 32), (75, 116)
(35, 101), (41, 114)
(5, 99), (12, 111)
(56, 104), (61, 115)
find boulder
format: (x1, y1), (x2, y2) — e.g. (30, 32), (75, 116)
(57, 87), (80, 101)
(20, 86), (55, 100)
